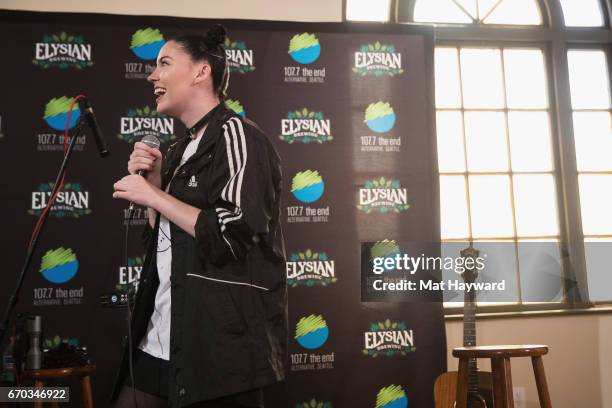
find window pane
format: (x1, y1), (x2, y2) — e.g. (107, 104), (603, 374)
(508, 111), (553, 172)
(503, 49), (548, 109)
(346, 0), (391, 21)
(437, 111), (466, 172)
(578, 175), (612, 235)
(440, 176), (470, 239)
(518, 240), (563, 302)
(460, 48), (504, 108)
(584, 238), (612, 302)
(469, 175), (514, 238)
(464, 111), (509, 172)
(559, 0), (604, 27)
(435, 48), (462, 108)
(483, 0), (542, 25)
(472, 240), (520, 303)
(513, 174), (559, 237)
(567, 50), (611, 109)
(478, 0), (502, 19)
(414, 0), (472, 23)
(455, 0), (478, 19)
(573, 112), (612, 171)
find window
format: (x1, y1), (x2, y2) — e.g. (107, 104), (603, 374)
(559, 0), (605, 27)
(436, 46), (561, 307)
(567, 49), (612, 302)
(346, 0), (612, 311)
(413, 0), (543, 25)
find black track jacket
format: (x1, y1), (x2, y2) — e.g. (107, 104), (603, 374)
(112, 104), (287, 407)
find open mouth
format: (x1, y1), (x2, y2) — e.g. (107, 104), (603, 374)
(154, 87), (167, 102)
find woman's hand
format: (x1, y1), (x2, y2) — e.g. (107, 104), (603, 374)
(128, 141), (162, 188)
(112, 175), (160, 209)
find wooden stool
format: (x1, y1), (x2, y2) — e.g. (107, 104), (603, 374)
(453, 345), (551, 408)
(21, 365), (96, 408)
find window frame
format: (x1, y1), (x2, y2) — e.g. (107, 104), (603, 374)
(344, 0), (612, 313)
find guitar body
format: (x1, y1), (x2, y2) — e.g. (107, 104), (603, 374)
(434, 371), (492, 408)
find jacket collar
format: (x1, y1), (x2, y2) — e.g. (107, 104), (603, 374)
(162, 104), (234, 188)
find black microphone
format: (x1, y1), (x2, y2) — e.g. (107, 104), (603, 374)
(128, 135), (161, 213)
(78, 97), (110, 157)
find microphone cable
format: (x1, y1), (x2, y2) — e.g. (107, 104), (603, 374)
(124, 208), (138, 408)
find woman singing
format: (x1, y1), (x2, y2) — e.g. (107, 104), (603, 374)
(111, 24), (287, 408)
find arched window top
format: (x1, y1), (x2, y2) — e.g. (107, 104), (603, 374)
(558, 0), (605, 27)
(413, 0), (543, 26)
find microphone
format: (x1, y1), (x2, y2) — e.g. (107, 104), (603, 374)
(128, 135), (161, 213)
(77, 97), (110, 157)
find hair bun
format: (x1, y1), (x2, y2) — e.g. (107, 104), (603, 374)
(204, 24), (227, 48)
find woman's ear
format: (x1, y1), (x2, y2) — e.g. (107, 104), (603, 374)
(194, 62), (212, 84)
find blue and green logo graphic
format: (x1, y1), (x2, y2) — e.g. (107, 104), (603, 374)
(287, 249), (336, 288)
(226, 99), (246, 117)
(364, 101), (396, 133)
(358, 177), (409, 213)
(130, 28), (165, 60)
(295, 314), (329, 350)
(224, 38), (255, 73)
(40, 247), (79, 284)
(289, 33), (321, 64)
(353, 42), (403, 77)
(292, 170), (325, 203)
(370, 240), (401, 272)
(280, 108), (332, 144)
(375, 385), (408, 408)
(33, 32), (93, 69)
(118, 106), (175, 143)
(29, 182), (91, 218)
(43, 97), (81, 131)
(296, 399), (333, 408)
(363, 319), (416, 357)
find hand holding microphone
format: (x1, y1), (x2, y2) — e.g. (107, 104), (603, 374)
(113, 135), (162, 211)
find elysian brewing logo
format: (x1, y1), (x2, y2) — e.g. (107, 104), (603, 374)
(29, 182), (91, 218)
(33, 32), (93, 69)
(38, 96), (86, 152)
(280, 108), (332, 144)
(357, 177), (409, 213)
(353, 42), (403, 77)
(284, 33), (326, 83)
(118, 257), (143, 293)
(118, 106), (175, 143)
(291, 314), (334, 371)
(286, 249), (336, 288)
(296, 399), (333, 408)
(363, 319), (415, 357)
(124, 28), (165, 79)
(33, 247), (84, 306)
(224, 38), (255, 74)
(287, 170), (330, 223)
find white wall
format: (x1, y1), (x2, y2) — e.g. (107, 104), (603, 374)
(0, 0), (343, 21)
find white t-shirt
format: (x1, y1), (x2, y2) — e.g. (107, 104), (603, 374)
(139, 128), (205, 360)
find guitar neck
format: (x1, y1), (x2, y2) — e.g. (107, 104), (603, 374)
(463, 284), (479, 394)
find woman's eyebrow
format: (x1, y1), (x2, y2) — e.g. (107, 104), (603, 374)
(158, 56), (174, 63)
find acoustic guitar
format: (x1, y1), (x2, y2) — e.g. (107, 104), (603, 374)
(434, 246), (492, 408)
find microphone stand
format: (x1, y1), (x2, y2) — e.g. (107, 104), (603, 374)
(0, 117), (88, 347)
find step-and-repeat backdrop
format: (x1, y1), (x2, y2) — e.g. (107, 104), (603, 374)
(0, 10), (446, 407)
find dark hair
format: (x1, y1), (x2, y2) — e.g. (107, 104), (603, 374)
(171, 24), (229, 100)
